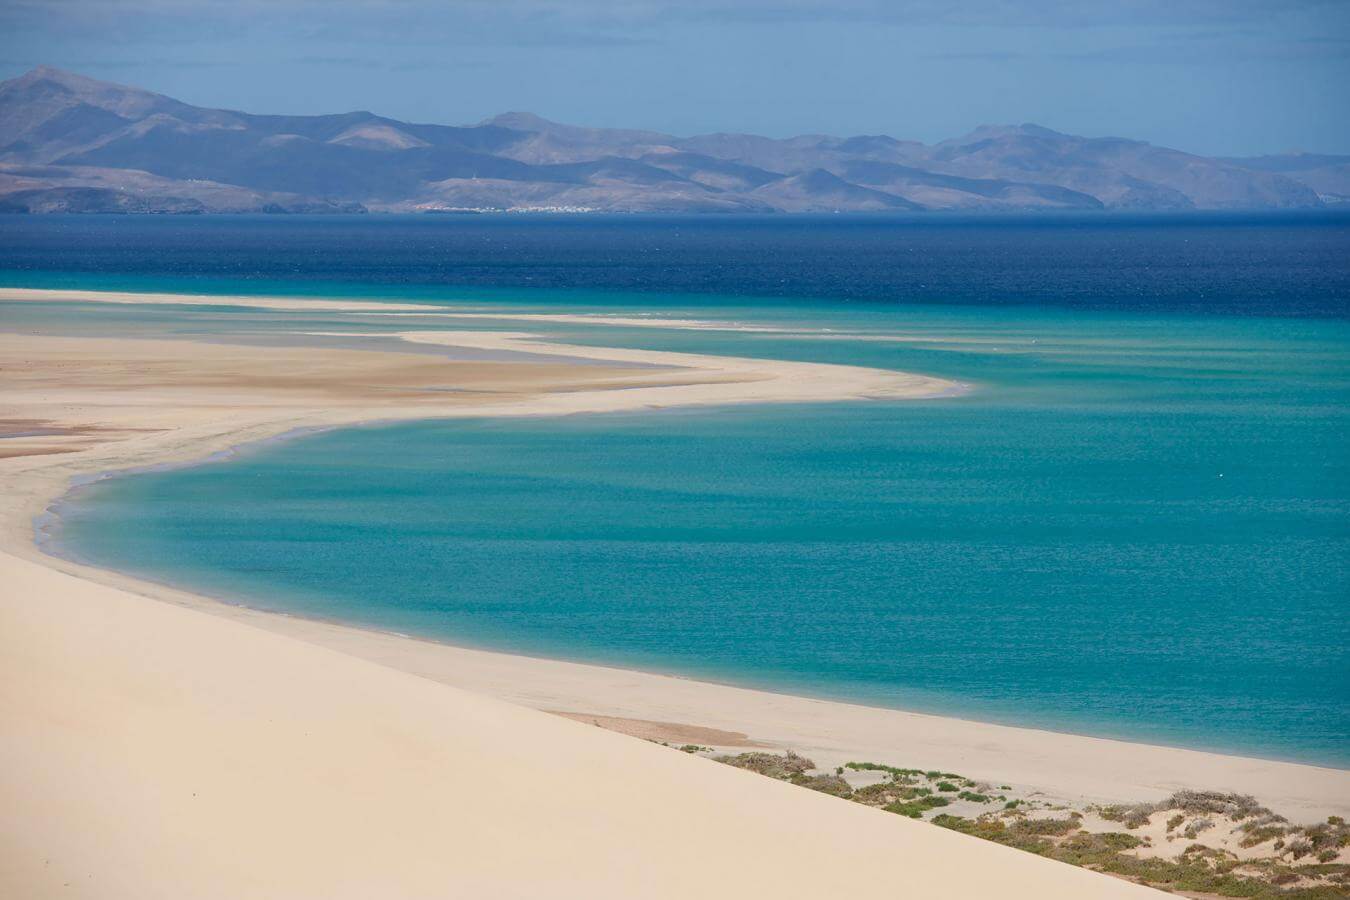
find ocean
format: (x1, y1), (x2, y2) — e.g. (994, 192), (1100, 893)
(7, 212), (1348, 766)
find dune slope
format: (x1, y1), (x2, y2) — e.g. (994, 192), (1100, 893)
(0, 550), (1161, 899)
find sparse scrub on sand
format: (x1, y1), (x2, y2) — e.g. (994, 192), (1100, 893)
(713, 749), (814, 779)
(945, 814), (1346, 899)
(1287, 839), (1316, 861)
(1242, 824), (1290, 848)
(1166, 790), (1277, 820)
(851, 782), (936, 807)
(1301, 821), (1350, 855)
(1184, 817), (1216, 839)
(1100, 790), (1281, 831)
(703, 752), (1349, 898)
(844, 762), (923, 781)
(793, 773), (853, 797)
(884, 796), (951, 818)
(1099, 802), (1155, 829)
(1014, 818), (1080, 837)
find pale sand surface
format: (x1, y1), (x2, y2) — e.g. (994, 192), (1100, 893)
(0, 288), (1338, 896)
(355, 310), (798, 331)
(0, 285), (451, 312)
(45, 566), (1345, 821)
(1, 550), (1161, 899)
(0, 286), (795, 331)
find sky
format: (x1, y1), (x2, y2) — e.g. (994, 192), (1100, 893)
(1, 0), (1348, 156)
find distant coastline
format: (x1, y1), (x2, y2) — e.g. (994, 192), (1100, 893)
(3, 66), (1347, 216)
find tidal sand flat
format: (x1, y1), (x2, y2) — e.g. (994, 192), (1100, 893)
(3, 281), (1348, 898)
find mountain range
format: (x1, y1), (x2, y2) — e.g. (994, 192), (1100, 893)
(2, 66), (1346, 215)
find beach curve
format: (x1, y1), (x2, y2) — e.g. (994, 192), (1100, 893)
(1, 287), (1338, 898)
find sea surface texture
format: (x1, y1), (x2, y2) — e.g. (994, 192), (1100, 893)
(7, 213), (1347, 766)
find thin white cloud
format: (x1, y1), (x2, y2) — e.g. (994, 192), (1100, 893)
(10, 0), (1346, 29)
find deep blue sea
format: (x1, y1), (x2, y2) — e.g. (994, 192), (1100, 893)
(6, 213), (1348, 766)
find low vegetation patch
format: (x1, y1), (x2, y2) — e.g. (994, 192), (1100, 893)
(844, 761), (923, 782)
(713, 750), (815, 779)
(696, 750), (1348, 898)
(1014, 817), (1080, 837)
(884, 796), (951, 818)
(793, 773), (853, 797)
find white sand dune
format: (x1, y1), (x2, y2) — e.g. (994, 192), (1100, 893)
(2, 549), (1162, 899)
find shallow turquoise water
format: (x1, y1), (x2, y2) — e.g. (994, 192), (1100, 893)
(47, 290), (1350, 766)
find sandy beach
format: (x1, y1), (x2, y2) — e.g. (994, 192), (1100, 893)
(3, 288), (1344, 898)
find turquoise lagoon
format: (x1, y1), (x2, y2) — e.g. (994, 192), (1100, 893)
(33, 282), (1349, 768)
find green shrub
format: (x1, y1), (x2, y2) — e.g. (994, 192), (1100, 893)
(844, 762), (923, 778)
(934, 814), (1053, 855)
(883, 795), (950, 818)
(1288, 839), (1315, 860)
(1301, 821), (1350, 853)
(1099, 803), (1154, 829)
(884, 801), (928, 818)
(1239, 825), (1286, 848)
(1014, 818), (1079, 837)
(794, 773), (852, 798)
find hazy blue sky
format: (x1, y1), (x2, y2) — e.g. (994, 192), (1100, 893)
(2, 0), (1348, 155)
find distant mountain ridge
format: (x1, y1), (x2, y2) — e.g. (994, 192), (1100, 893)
(0, 66), (1341, 214)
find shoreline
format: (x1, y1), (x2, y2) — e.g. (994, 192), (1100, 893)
(46, 532), (1350, 777)
(2, 287), (1344, 897)
(4, 289), (1345, 808)
(32, 534), (1350, 819)
(33, 431), (1349, 774)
